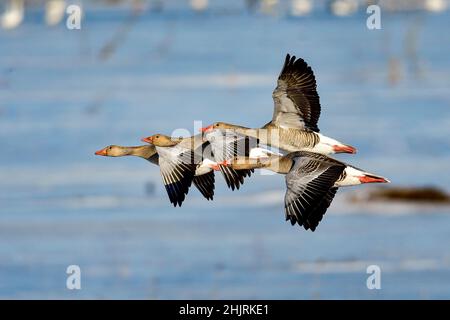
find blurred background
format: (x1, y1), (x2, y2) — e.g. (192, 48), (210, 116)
(1, 0), (450, 299)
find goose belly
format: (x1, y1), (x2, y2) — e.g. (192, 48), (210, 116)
(195, 158), (215, 176)
(195, 165), (212, 176)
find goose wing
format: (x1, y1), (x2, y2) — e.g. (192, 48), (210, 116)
(208, 130), (256, 191)
(148, 152), (159, 165)
(158, 149), (197, 207)
(284, 152), (345, 231)
(146, 144), (159, 165)
(272, 54), (321, 132)
(193, 171), (215, 201)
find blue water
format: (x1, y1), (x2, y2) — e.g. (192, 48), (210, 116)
(1, 3), (450, 299)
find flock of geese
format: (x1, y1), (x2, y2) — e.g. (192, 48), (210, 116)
(95, 54), (390, 231)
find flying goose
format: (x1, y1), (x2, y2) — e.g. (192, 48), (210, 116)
(137, 133), (213, 207)
(45, 0), (66, 26)
(201, 128), (256, 190)
(201, 54), (356, 155)
(220, 151), (389, 231)
(1, 0), (24, 30)
(94, 144), (217, 203)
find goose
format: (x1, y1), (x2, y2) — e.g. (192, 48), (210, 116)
(291, 0), (313, 17)
(45, 0), (66, 26)
(329, 0), (359, 17)
(424, 0), (447, 12)
(219, 151), (389, 231)
(140, 133), (240, 207)
(1, 0), (24, 30)
(249, 147), (282, 158)
(190, 0), (209, 12)
(201, 54), (356, 155)
(95, 142), (217, 206)
(201, 128), (256, 191)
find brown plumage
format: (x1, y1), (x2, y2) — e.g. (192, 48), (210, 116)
(223, 151), (388, 231)
(202, 54), (356, 155)
(95, 142), (216, 205)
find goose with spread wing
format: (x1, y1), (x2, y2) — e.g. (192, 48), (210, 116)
(136, 134), (219, 206)
(201, 128), (256, 191)
(94, 144), (217, 203)
(201, 54), (356, 155)
(220, 151), (389, 231)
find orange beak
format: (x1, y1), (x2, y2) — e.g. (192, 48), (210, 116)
(200, 125), (213, 133)
(359, 176), (389, 184)
(95, 148), (107, 156)
(141, 136), (153, 144)
(333, 145), (357, 154)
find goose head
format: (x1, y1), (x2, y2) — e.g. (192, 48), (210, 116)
(141, 134), (178, 147)
(200, 122), (235, 133)
(95, 145), (154, 157)
(95, 145), (128, 157)
(95, 145), (155, 159)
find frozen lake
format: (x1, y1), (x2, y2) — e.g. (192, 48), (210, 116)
(1, 2), (450, 299)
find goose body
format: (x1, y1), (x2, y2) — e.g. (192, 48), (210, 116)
(222, 151), (389, 231)
(202, 54), (356, 155)
(228, 125), (355, 154)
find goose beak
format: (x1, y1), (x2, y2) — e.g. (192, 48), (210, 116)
(200, 125), (213, 133)
(95, 148), (107, 156)
(359, 176), (390, 184)
(333, 145), (357, 154)
(217, 160), (229, 167)
(213, 160), (228, 171)
(141, 136), (153, 144)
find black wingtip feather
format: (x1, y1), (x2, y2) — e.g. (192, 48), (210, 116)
(164, 169), (194, 207)
(277, 53), (321, 133)
(193, 171), (215, 201)
(285, 166), (344, 232)
(305, 187), (338, 231)
(219, 165), (254, 191)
